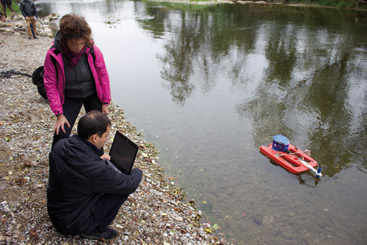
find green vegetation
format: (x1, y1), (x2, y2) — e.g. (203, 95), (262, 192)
(265, 1), (364, 9)
(2, 2), (21, 17)
(13, 2), (21, 14)
(145, 0), (367, 9)
(300, 0), (362, 8)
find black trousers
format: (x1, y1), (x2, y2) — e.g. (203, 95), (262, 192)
(52, 93), (102, 148)
(84, 193), (129, 234)
(51, 193), (129, 235)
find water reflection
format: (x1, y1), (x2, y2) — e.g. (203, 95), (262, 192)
(238, 24), (367, 177)
(151, 3), (266, 105)
(158, 11), (207, 105)
(137, 4), (367, 242)
(143, 3), (367, 176)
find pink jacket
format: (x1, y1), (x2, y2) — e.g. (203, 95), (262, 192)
(43, 44), (111, 116)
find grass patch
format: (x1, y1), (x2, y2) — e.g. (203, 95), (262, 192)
(2, 2), (21, 17)
(294, 0), (363, 8)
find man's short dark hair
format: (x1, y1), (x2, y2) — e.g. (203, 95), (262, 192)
(77, 110), (111, 140)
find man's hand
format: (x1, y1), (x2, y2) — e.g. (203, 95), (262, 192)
(100, 154), (110, 160)
(54, 114), (70, 135)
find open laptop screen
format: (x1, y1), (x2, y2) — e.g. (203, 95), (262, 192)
(109, 131), (138, 174)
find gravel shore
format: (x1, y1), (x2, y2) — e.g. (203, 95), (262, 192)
(0, 30), (217, 244)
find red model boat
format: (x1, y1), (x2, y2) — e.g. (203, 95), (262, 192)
(260, 135), (322, 177)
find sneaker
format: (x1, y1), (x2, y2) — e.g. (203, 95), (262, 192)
(33, 36), (38, 39)
(80, 228), (118, 240)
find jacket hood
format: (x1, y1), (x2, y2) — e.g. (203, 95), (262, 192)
(53, 31), (64, 54)
(55, 135), (100, 170)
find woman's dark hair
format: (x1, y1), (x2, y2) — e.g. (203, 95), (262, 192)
(78, 111), (111, 140)
(59, 14), (92, 46)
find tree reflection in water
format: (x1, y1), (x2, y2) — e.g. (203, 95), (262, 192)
(143, 3), (367, 176)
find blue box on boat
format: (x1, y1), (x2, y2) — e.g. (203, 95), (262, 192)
(272, 135), (290, 152)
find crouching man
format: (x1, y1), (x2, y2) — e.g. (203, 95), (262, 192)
(47, 110), (142, 240)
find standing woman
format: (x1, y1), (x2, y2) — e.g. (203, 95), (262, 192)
(44, 14), (111, 148)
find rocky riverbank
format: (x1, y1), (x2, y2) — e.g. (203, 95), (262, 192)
(0, 25), (218, 244)
(0, 14), (58, 38)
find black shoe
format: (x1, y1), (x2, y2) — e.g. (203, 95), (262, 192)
(33, 36), (38, 39)
(80, 228), (118, 240)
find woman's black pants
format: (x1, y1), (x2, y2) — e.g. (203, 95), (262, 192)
(52, 94), (102, 148)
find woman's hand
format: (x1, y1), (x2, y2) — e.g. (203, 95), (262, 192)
(100, 154), (110, 160)
(102, 104), (109, 115)
(54, 114), (70, 135)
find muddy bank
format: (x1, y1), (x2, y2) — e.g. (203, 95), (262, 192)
(0, 31), (218, 244)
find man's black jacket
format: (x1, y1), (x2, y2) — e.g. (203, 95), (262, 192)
(20, 0), (37, 18)
(47, 135), (142, 235)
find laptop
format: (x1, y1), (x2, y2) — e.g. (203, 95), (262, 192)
(108, 131), (139, 174)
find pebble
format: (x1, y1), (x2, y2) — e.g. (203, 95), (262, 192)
(175, 216), (183, 221)
(20, 213), (29, 220)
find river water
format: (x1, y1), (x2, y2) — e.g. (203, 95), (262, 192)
(37, 0), (367, 243)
